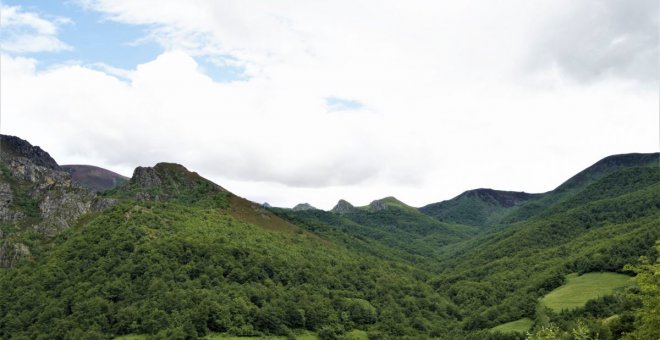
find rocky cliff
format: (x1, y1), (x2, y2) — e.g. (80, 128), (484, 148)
(0, 135), (114, 267)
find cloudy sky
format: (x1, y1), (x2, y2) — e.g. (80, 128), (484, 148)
(1, 0), (658, 209)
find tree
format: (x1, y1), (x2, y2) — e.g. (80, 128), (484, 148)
(623, 241), (660, 339)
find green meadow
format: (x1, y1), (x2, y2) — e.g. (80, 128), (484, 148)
(541, 272), (631, 312)
(490, 317), (533, 334)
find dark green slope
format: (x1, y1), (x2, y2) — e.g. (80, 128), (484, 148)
(419, 153), (658, 228)
(419, 189), (540, 227)
(431, 164), (660, 334)
(0, 164), (461, 339)
(501, 152), (659, 224)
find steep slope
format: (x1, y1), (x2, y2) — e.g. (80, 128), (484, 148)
(419, 189), (540, 227)
(61, 164), (129, 192)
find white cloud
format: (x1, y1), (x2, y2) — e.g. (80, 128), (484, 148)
(1, 1), (657, 209)
(0, 5), (72, 53)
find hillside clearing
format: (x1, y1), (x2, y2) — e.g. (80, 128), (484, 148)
(541, 272), (631, 312)
(491, 317), (533, 333)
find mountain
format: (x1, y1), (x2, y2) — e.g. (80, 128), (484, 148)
(419, 189), (540, 227)
(331, 199), (356, 214)
(61, 164), (129, 193)
(420, 153), (658, 228)
(0, 135), (657, 339)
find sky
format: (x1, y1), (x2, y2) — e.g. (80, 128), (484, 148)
(0, 0), (658, 209)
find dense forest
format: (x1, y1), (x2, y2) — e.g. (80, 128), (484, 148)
(0, 135), (657, 339)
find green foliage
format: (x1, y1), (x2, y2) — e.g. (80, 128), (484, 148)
(623, 242), (660, 339)
(0, 200), (460, 338)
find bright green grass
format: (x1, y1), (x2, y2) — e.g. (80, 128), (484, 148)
(490, 318), (533, 333)
(114, 335), (147, 340)
(541, 272), (631, 312)
(344, 330), (369, 340)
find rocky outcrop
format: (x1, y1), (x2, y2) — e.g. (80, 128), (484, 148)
(0, 135), (115, 267)
(368, 200), (387, 212)
(0, 135), (59, 170)
(0, 241), (30, 268)
(331, 199), (355, 215)
(292, 203), (317, 211)
(124, 163), (227, 202)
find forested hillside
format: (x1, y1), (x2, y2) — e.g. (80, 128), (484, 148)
(0, 135), (657, 339)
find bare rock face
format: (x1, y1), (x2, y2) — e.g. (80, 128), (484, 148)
(368, 200), (387, 212)
(132, 166), (164, 190)
(331, 199), (356, 215)
(0, 241), (31, 268)
(0, 135), (116, 267)
(0, 182), (23, 223)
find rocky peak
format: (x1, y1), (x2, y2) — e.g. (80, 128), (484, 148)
(0, 135), (60, 170)
(368, 199), (388, 212)
(292, 203), (317, 211)
(127, 162), (226, 202)
(0, 135), (115, 267)
(331, 199), (355, 215)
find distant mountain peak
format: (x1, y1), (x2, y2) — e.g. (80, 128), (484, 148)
(292, 203), (317, 211)
(62, 164), (128, 193)
(331, 199), (355, 214)
(367, 196), (410, 211)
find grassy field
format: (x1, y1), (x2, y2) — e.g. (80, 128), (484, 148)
(541, 272), (631, 312)
(490, 318), (533, 333)
(344, 330), (369, 340)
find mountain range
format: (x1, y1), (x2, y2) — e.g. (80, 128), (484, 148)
(0, 134), (657, 339)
